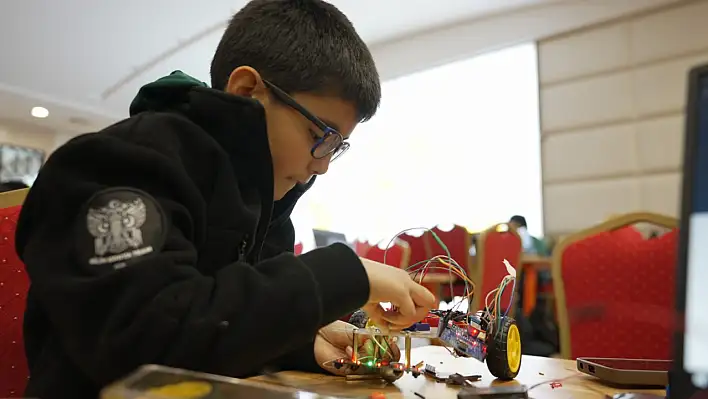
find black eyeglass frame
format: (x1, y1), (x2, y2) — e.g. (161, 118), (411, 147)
(263, 80), (350, 161)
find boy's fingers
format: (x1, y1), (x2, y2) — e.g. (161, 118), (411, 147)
(393, 295), (416, 318)
(410, 283), (436, 309)
(382, 306), (429, 327)
(366, 304), (389, 328)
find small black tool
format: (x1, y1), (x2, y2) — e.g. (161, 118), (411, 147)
(446, 373), (482, 386)
(457, 385), (528, 399)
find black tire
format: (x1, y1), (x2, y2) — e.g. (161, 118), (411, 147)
(485, 317), (522, 380)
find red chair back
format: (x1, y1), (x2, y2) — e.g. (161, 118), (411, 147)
(0, 189), (29, 398)
(363, 240), (410, 268)
(553, 212), (678, 360)
(294, 242), (303, 255)
(474, 224), (522, 313)
(353, 239), (372, 257)
(398, 232), (432, 272)
(613, 225), (644, 241)
(429, 225), (471, 297)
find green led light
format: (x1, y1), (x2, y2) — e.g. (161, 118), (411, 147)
(367, 361), (374, 367)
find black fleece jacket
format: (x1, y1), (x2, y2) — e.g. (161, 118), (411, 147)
(15, 71), (369, 399)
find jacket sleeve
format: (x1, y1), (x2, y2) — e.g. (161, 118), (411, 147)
(15, 127), (369, 386)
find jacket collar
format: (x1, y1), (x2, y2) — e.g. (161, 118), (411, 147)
(184, 86), (312, 220)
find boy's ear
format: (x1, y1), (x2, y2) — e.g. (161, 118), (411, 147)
(225, 66), (269, 102)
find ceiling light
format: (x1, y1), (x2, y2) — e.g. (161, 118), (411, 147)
(31, 106), (49, 119)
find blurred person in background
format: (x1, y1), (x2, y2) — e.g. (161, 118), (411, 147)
(509, 215), (557, 356)
(509, 215), (548, 256)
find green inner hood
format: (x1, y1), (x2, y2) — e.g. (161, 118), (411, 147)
(129, 70), (208, 116)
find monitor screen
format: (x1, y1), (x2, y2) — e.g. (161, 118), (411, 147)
(312, 229), (349, 248)
(684, 73), (708, 386)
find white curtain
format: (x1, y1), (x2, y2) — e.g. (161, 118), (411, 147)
(294, 43), (543, 247)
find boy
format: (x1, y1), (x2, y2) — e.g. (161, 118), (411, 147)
(15, 1), (436, 398)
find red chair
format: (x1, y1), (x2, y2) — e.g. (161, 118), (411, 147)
(398, 232), (432, 272)
(429, 225), (471, 298)
(553, 212), (678, 360)
(353, 239), (372, 257)
(473, 223), (522, 314)
(294, 242), (303, 255)
(399, 231), (457, 302)
(0, 188), (29, 398)
(614, 225), (644, 241)
(363, 240), (410, 268)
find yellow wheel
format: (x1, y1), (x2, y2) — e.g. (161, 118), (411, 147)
(485, 317), (522, 380)
(507, 324), (522, 374)
(145, 381), (213, 398)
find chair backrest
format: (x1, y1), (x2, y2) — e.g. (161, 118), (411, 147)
(398, 232), (433, 272)
(613, 225), (644, 241)
(552, 212), (678, 359)
(474, 223), (522, 313)
(353, 239), (372, 257)
(0, 188), (29, 398)
(429, 225), (471, 297)
(429, 225), (471, 268)
(363, 240), (411, 268)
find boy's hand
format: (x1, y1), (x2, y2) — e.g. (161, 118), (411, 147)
(360, 258), (437, 330)
(315, 321), (400, 375)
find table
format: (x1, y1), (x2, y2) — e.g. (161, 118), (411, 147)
(252, 346), (665, 398)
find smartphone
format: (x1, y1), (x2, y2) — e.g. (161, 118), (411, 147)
(576, 357), (671, 386)
(457, 385), (528, 398)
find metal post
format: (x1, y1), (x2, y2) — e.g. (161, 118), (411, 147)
(352, 329), (359, 362)
(404, 334), (412, 369)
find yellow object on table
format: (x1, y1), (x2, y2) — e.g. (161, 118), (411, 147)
(145, 381), (213, 398)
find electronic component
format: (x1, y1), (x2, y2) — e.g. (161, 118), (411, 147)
(438, 320), (487, 361)
(403, 322), (431, 332)
(445, 373), (482, 385)
(340, 249), (522, 383)
(457, 385), (528, 399)
(333, 358), (408, 383)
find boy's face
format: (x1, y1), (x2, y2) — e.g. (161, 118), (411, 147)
(226, 67), (359, 200)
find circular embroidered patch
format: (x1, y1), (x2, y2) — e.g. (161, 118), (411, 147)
(77, 187), (167, 270)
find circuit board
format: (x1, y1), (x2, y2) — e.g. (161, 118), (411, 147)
(438, 321), (487, 362)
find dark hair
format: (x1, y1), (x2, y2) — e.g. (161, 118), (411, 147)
(210, 0), (381, 122)
(0, 180), (28, 193)
(509, 215), (527, 228)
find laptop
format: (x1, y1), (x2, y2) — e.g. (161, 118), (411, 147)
(670, 63), (708, 398)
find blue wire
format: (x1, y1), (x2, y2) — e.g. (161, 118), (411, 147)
(503, 278), (516, 318)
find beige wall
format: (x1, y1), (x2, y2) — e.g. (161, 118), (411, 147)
(0, 120), (76, 159)
(538, 0), (708, 236)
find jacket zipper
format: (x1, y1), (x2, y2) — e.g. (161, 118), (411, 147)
(239, 235), (249, 258)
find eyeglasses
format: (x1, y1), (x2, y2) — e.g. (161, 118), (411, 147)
(263, 80), (350, 161)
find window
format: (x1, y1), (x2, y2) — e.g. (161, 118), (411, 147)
(294, 43), (543, 246)
(0, 144), (44, 185)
